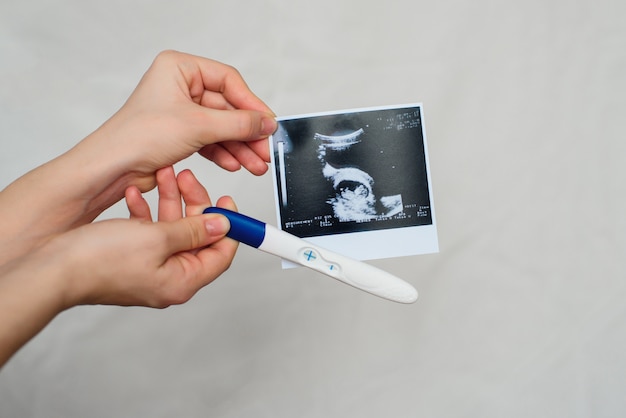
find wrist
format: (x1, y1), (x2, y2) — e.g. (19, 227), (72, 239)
(0, 128), (138, 264)
(74, 118), (161, 202)
(66, 126), (140, 201)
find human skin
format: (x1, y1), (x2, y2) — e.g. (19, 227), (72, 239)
(0, 167), (238, 367)
(0, 50), (277, 367)
(0, 50), (277, 266)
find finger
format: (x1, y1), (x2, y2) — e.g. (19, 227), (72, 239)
(246, 138), (271, 163)
(199, 90), (233, 110)
(220, 141), (269, 175)
(198, 144), (242, 172)
(157, 213), (237, 297)
(190, 107), (277, 144)
(191, 196), (240, 276)
(157, 50), (273, 114)
(176, 169), (212, 216)
(125, 186), (153, 221)
(156, 167), (182, 222)
(161, 213), (230, 255)
(215, 195), (238, 211)
(191, 55), (274, 114)
(198, 141), (269, 175)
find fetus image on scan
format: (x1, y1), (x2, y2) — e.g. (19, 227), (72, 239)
(315, 128), (403, 222)
(272, 106), (432, 238)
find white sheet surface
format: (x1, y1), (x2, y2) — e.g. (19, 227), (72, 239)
(1, 1), (624, 417)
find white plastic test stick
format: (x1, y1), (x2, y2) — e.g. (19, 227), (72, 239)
(203, 207), (418, 304)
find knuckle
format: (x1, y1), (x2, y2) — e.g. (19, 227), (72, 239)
(221, 62), (241, 80)
(149, 279), (195, 309)
(157, 292), (188, 308)
(222, 258), (234, 272)
(155, 49), (179, 62)
(184, 219), (204, 249)
(236, 112), (258, 140)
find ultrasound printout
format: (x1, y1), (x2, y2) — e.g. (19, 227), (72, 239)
(270, 104), (439, 263)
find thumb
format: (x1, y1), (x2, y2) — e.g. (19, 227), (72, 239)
(194, 108), (277, 144)
(161, 214), (231, 254)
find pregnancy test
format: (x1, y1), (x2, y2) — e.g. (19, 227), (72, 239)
(203, 207), (418, 304)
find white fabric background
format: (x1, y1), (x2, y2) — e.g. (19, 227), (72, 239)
(1, 1), (624, 417)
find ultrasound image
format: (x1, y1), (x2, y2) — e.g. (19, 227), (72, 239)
(272, 105), (432, 238)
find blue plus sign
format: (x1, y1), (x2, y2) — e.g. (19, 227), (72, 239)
(304, 250), (317, 261)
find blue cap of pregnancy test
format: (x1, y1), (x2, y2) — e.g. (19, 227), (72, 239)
(202, 207), (266, 248)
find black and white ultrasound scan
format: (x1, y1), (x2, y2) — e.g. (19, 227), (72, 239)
(270, 104), (439, 263)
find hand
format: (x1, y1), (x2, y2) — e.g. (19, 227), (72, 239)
(75, 50), (277, 206)
(59, 166), (238, 308)
(92, 50), (277, 184)
(0, 50), (276, 264)
(0, 167), (237, 367)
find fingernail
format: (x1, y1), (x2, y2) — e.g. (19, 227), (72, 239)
(261, 115), (277, 136)
(205, 216), (230, 236)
